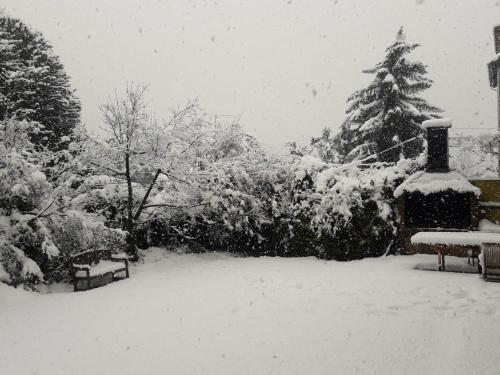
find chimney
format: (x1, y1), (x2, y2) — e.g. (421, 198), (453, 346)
(422, 118), (452, 173)
(493, 25), (500, 176)
(494, 25), (500, 55)
(493, 25), (500, 175)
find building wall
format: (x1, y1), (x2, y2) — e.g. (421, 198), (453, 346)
(470, 179), (500, 224)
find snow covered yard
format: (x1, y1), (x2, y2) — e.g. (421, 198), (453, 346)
(1, 251), (500, 375)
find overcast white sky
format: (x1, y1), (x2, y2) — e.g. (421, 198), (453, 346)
(2, 0), (499, 151)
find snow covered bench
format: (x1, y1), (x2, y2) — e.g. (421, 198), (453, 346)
(480, 243), (500, 280)
(72, 250), (129, 291)
(411, 231), (500, 272)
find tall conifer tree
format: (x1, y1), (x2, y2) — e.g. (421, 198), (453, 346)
(0, 16), (80, 150)
(339, 28), (441, 163)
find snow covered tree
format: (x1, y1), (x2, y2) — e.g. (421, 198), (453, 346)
(310, 127), (342, 163)
(90, 84), (156, 260)
(339, 27), (441, 163)
(0, 16), (80, 151)
(86, 84), (210, 260)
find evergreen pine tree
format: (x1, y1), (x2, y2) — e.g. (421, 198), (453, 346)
(339, 27), (441, 163)
(0, 16), (81, 151)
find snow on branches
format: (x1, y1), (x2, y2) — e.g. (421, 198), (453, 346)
(0, 16), (81, 151)
(339, 28), (442, 163)
(0, 119), (126, 287)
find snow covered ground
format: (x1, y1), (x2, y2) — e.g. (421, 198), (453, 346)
(1, 250), (500, 375)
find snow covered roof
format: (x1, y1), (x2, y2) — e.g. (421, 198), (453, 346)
(422, 118), (452, 129)
(411, 231), (500, 246)
(479, 219), (500, 233)
(393, 171), (481, 198)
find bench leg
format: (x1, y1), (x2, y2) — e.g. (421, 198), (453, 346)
(438, 252), (446, 271)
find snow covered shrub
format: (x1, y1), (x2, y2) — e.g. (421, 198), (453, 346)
(0, 119), (127, 287)
(0, 120), (53, 286)
(41, 211), (127, 281)
(146, 154), (309, 258)
(0, 240), (43, 287)
(130, 119), (281, 255)
(199, 164), (264, 254)
(153, 160), (265, 255)
(0, 212), (59, 288)
(276, 169), (320, 257)
(317, 195), (395, 260)
(142, 149), (415, 261)
(70, 174), (146, 229)
(288, 155), (417, 260)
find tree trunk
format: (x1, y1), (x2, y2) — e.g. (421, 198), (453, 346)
(134, 168), (161, 221)
(124, 152), (138, 261)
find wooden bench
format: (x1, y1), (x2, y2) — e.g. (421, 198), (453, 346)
(481, 243), (500, 280)
(72, 249), (129, 292)
(411, 231), (500, 272)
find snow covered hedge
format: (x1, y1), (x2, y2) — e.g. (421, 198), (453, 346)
(287, 156), (417, 260)
(143, 151), (419, 261)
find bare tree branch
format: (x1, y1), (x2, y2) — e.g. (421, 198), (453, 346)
(142, 203), (209, 209)
(160, 171), (191, 184)
(133, 169), (162, 221)
(88, 161), (126, 176)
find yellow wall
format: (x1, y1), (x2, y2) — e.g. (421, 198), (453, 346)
(470, 179), (500, 224)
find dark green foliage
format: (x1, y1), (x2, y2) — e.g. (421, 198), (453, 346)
(0, 242), (41, 287)
(0, 16), (81, 150)
(319, 199), (395, 261)
(339, 28), (441, 163)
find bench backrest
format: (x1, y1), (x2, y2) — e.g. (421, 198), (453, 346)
(72, 249), (111, 266)
(482, 243), (500, 268)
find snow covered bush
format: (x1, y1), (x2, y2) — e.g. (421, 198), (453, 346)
(40, 211), (126, 282)
(285, 155), (419, 260)
(143, 142), (274, 255)
(0, 120), (51, 286)
(0, 119), (126, 287)
(0, 240), (42, 287)
(142, 145), (417, 261)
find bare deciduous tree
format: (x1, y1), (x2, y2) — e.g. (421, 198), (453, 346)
(94, 84), (206, 259)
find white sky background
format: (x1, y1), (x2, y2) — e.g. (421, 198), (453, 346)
(2, 0), (500, 151)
